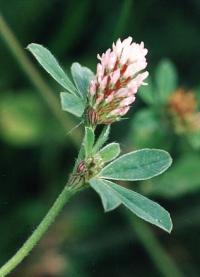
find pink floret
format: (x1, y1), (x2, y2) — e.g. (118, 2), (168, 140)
(87, 36), (148, 125)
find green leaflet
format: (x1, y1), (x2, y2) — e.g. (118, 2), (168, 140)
(89, 178), (172, 233)
(99, 149), (172, 181)
(71, 62), (95, 99)
(60, 92), (85, 117)
(27, 43), (77, 95)
(89, 178), (121, 211)
(99, 143), (120, 162)
(93, 125), (111, 153)
(155, 59), (178, 103)
(83, 127), (95, 157)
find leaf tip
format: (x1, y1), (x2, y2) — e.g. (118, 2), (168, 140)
(26, 42), (37, 50)
(26, 43), (32, 51)
(162, 211), (173, 234)
(167, 216), (173, 234)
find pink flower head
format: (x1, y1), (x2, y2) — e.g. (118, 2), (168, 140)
(87, 37), (148, 125)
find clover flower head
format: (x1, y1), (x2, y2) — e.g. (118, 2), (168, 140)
(87, 36), (148, 125)
(169, 89), (197, 119)
(169, 88), (200, 133)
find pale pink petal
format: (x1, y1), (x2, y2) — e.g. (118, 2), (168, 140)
(128, 71), (149, 91)
(99, 76), (108, 91)
(121, 37), (132, 48)
(119, 106), (130, 116)
(123, 63), (139, 78)
(110, 69), (120, 86)
(99, 49), (111, 66)
(105, 92), (115, 103)
(113, 38), (123, 57)
(120, 96), (136, 107)
(97, 63), (105, 80)
(110, 106), (130, 117)
(135, 71), (149, 85)
(128, 42), (148, 64)
(107, 52), (117, 70)
(89, 80), (97, 96)
(109, 108), (122, 116)
(95, 94), (104, 106)
(120, 45), (132, 65)
(115, 88), (128, 97)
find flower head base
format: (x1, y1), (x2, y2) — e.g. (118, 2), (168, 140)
(87, 37), (148, 126)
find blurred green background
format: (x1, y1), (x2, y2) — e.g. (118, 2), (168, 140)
(1, 0), (200, 276)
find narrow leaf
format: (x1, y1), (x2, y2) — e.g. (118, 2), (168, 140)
(93, 125), (110, 153)
(155, 59), (178, 103)
(83, 127), (95, 157)
(108, 181), (172, 232)
(71, 62), (94, 99)
(99, 149), (172, 181)
(27, 43), (77, 94)
(90, 178), (172, 232)
(89, 178), (121, 211)
(99, 143), (120, 162)
(60, 92), (85, 117)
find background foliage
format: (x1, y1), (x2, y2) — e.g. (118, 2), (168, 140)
(1, 0), (200, 276)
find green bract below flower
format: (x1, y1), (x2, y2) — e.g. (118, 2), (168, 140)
(0, 37), (173, 277)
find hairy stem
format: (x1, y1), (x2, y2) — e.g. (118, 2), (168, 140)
(0, 13), (82, 146)
(0, 184), (79, 277)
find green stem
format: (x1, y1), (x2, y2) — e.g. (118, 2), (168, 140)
(0, 13), (82, 146)
(128, 215), (184, 277)
(0, 184), (78, 277)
